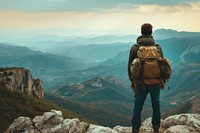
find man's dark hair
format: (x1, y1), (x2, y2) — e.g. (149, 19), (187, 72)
(141, 23), (153, 35)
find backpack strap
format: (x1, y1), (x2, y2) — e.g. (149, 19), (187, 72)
(132, 44), (140, 52)
(131, 44), (144, 93)
(134, 44), (146, 90)
(134, 44), (141, 47)
(140, 59), (145, 91)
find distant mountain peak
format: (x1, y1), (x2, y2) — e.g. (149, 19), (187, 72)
(154, 28), (200, 40)
(155, 28), (178, 33)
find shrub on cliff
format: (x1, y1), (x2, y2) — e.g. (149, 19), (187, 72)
(0, 86), (92, 133)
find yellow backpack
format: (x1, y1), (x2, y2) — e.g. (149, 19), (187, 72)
(130, 45), (172, 88)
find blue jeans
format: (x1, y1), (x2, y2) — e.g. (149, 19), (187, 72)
(132, 84), (161, 131)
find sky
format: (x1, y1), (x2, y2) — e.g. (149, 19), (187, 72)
(0, 0), (200, 36)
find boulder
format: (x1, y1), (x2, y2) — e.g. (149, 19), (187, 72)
(7, 117), (32, 133)
(63, 118), (89, 133)
(164, 125), (191, 133)
(32, 109), (64, 132)
(85, 124), (118, 133)
(162, 113), (200, 133)
(113, 125), (132, 133)
(5, 110), (200, 133)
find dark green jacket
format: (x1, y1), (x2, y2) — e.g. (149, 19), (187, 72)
(128, 35), (164, 82)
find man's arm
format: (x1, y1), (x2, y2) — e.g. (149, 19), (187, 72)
(128, 45), (138, 82)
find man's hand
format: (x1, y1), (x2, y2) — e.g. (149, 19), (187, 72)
(130, 82), (135, 90)
(131, 82), (138, 97)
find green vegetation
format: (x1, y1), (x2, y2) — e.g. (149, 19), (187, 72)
(57, 79), (132, 103)
(45, 93), (132, 127)
(0, 85), (92, 133)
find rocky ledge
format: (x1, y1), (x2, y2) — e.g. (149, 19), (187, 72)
(0, 67), (44, 98)
(6, 109), (200, 133)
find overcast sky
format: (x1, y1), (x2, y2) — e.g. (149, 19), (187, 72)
(0, 0), (200, 35)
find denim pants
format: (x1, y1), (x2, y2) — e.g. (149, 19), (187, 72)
(132, 84), (161, 130)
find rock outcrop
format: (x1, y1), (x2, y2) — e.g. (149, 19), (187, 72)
(83, 77), (103, 88)
(6, 109), (200, 133)
(0, 67), (44, 98)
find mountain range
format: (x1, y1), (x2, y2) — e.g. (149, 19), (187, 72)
(48, 43), (131, 62)
(0, 43), (93, 89)
(0, 28), (200, 129)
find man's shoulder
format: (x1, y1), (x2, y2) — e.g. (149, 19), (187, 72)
(131, 44), (140, 48)
(130, 44), (140, 52)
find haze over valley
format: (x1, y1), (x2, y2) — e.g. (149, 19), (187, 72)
(0, 29), (200, 128)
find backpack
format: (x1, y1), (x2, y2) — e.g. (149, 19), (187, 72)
(130, 44), (172, 88)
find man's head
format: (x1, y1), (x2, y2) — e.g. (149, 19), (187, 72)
(141, 23), (153, 35)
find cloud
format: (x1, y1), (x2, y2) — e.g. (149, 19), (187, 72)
(0, 1), (200, 35)
(133, 0), (200, 6)
(0, 0), (200, 12)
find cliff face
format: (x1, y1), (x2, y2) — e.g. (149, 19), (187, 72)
(6, 109), (200, 133)
(0, 68), (44, 98)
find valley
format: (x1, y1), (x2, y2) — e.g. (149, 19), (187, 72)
(0, 29), (200, 128)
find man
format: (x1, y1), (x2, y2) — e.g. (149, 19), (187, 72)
(128, 23), (164, 133)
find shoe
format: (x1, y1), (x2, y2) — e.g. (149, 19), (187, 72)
(132, 129), (139, 133)
(153, 125), (159, 133)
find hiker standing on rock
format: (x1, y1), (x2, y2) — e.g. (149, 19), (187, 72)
(128, 23), (168, 133)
